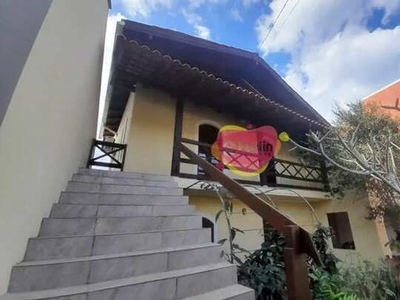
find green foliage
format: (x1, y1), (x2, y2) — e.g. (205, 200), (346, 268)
(237, 229), (286, 300)
(310, 225), (400, 300)
(311, 258), (400, 300)
(301, 101), (400, 199)
(309, 267), (361, 300)
(311, 224), (338, 274)
(338, 259), (400, 300)
(204, 180), (287, 299)
(301, 101), (400, 249)
(204, 181), (400, 300)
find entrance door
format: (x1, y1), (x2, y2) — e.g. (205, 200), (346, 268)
(198, 124), (219, 174)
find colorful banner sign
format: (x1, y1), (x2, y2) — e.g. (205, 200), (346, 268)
(211, 125), (289, 177)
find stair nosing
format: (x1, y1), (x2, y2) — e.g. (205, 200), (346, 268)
(43, 215), (200, 220)
(180, 284), (254, 299)
(4, 263), (235, 300)
(18, 243), (220, 267)
(52, 203), (195, 207)
(60, 191), (187, 196)
(67, 180), (182, 189)
(57, 203), (190, 207)
(77, 168), (178, 178)
(29, 227), (211, 240)
(71, 179), (177, 185)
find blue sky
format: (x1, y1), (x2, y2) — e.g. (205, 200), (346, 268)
(100, 0), (400, 124)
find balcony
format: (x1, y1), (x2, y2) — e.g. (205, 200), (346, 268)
(173, 138), (329, 192)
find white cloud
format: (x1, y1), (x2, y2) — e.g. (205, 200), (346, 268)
(120, 0), (174, 17)
(255, 0), (400, 120)
(231, 7), (243, 22)
(195, 25), (211, 39)
(188, 0), (226, 9)
(243, 0), (260, 8)
(285, 26), (400, 120)
(97, 13), (126, 137)
(182, 8), (202, 25)
(182, 8), (212, 39)
(256, 0), (372, 55)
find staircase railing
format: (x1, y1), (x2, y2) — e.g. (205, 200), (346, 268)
(180, 142), (322, 300)
(86, 139), (127, 171)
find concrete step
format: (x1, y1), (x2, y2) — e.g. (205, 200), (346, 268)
(25, 228), (212, 261)
(72, 174), (178, 187)
(3, 263), (236, 299)
(181, 285), (255, 300)
(59, 192), (189, 205)
(78, 168), (176, 182)
(50, 204), (196, 218)
(95, 216), (202, 235)
(9, 244), (224, 293)
(38, 216), (202, 237)
(50, 204), (98, 218)
(65, 181), (183, 196)
(0, 167), (254, 299)
(96, 205), (196, 218)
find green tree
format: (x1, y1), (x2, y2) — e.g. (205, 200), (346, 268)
(287, 101), (400, 249)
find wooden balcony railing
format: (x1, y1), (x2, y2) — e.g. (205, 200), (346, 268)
(86, 139), (127, 171)
(179, 142), (322, 299)
(175, 138), (329, 192)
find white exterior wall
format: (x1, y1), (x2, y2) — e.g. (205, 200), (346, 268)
(0, 0), (108, 294)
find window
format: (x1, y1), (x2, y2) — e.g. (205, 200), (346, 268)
(327, 212), (356, 250)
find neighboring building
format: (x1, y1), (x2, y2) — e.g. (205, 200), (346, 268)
(0, 0), (110, 295)
(363, 79), (400, 118)
(102, 21), (388, 262)
(363, 78), (400, 258)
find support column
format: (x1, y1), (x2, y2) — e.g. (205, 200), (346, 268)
(284, 225), (313, 300)
(171, 98), (184, 176)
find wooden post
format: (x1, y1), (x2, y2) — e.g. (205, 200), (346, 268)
(86, 139), (96, 169)
(171, 99), (184, 176)
(284, 225), (312, 300)
(121, 144), (127, 171)
(179, 144), (321, 298)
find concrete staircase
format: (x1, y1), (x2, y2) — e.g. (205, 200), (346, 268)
(1, 169), (254, 300)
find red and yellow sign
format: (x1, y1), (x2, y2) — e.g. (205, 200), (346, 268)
(211, 125), (288, 177)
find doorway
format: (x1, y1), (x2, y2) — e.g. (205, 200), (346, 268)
(198, 124), (219, 174)
(202, 217), (215, 242)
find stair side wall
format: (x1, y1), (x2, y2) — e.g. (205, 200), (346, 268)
(0, 0), (109, 294)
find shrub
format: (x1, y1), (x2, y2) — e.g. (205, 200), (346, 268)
(338, 259), (400, 300)
(237, 229), (286, 300)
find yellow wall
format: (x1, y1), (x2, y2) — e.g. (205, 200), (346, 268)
(123, 85), (176, 174)
(190, 195), (319, 255)
(314, 193), (387, 261)
(115, 93), (135, 145)
(190, 193), (386, 261)
(0, 0), (108, 294)
(120, 86), (386, 261)
(189, 196), (264, 255)
(122, 86), (322, 188)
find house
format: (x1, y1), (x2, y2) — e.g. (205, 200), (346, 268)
(102, 21), (388, 262)
(0, 2), (390, 298)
